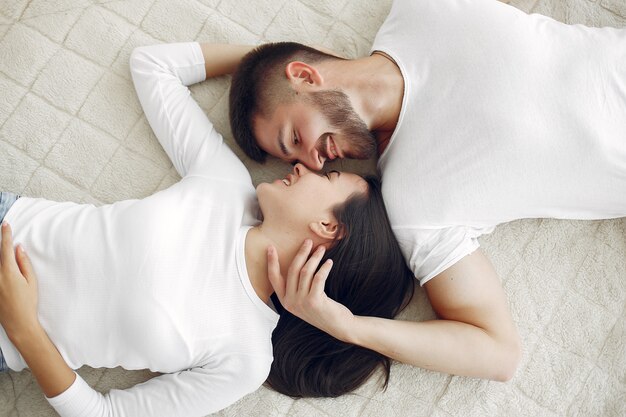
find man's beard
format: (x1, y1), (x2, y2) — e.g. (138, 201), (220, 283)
(306, 90), (377, 160)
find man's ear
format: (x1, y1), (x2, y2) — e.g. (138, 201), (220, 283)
(285, 61), (323, 89)
(309, 219), (345, 241)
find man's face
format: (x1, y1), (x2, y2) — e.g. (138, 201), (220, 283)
(253, 90), (376, 171)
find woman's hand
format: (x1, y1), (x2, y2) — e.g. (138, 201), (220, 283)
(0, 222), (76, 396)
(0, 222), (40, 340)
(267, 239), (355, 342)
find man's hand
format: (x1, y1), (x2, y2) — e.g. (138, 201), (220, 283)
(0, 222), (39, 340)
(267, 239), (355, 341)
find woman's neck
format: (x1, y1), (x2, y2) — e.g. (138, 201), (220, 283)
(243, 225), (300, 304)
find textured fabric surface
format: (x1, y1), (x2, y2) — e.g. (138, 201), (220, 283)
(0, 1), (624, 416)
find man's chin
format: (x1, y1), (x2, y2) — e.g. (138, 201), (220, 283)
(342, 137), (377, 160)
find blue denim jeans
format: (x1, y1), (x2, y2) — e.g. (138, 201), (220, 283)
(0, 192), (19, 223)
(0, 349), (6, 372)
(0, 191), (19, 372)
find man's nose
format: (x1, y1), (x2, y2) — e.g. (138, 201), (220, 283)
(302, 152), (324, 171)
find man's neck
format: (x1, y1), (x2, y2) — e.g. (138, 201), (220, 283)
(369, 52), (404, 154)
(318, 52), (404, 153)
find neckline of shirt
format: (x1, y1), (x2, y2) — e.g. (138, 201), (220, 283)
(235, 226), (280, 323)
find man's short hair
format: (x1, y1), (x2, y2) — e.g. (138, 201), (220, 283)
(229, 42), (338, 163)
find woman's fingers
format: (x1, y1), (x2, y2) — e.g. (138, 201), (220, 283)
(286, 239), (313, 296)
(298, 245), (325, 293)
(310, 259), (332, 296)
(267, 241), (340, 333)
(0, 223), (34, 286)
(268, 240), (331, 313)
(0, 222), (15, 268)
(16, 245), (36, 285)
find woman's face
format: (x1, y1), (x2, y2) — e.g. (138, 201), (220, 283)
(256, 164), (367, 232)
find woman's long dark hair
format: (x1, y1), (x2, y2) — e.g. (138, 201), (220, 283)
(266, 175), (415, 398)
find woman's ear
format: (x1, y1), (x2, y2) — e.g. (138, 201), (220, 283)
(285, 61), (323, 89)
(309, 220), (345, 241)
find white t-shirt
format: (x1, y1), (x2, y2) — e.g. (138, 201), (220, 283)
(372, 0), (626, 285)
(0, 43), (279, 417)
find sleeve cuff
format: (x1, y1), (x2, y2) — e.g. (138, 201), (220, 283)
(419, 242), (481, 286)
(187, 42), (207, 84)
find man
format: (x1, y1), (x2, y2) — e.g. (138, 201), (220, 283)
(220, 0), (625, 380)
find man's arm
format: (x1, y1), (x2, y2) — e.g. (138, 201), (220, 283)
(348, 250), (521, 381)
(199, 43), (255, 79)
(268, 243), (521, 381)
(198, 42), (344, 79)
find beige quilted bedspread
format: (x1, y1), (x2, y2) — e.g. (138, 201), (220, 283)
(0, 0), (624, 416)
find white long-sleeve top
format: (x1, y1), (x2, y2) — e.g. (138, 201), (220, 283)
(374, 0), (626, 284)
(0, 42), (279, 417)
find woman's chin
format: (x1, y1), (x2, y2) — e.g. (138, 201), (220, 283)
(255, 181), (270, 198)
(256, 180), (285, 200)
(255, 183), (273, 219)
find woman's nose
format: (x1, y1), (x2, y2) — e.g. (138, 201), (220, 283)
(293, 163), (309, 176)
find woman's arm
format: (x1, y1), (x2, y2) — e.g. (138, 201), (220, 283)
(130, 42), (217, 178)
(0, 222), (75, 397)
(268, 241), (522, 381)
(130, 42), (252, 182)
(0, 222), (269, 417)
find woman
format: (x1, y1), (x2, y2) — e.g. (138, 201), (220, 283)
(0, 43), (414, 417)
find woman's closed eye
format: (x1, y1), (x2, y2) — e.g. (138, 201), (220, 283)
(293, 130), (299, 145)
